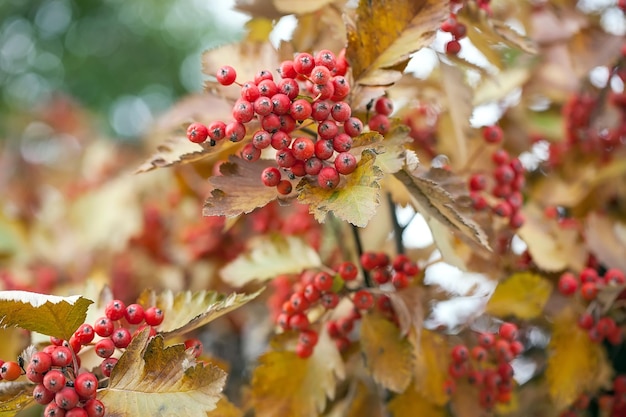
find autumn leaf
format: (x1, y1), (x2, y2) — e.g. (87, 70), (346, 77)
(546, 307), (613, 410)
(388, 384), (446, 417)
(137, 288), (263, 339)
(203, 157), (296, 218)
(486, 272), (553, 320)
(297, 149), (384, 227)
(273, 0), (334, 15)
(370, 126), (414, 174)
(206, 396), (243, 417)
(220, 235), (321, 287)
(327, 380), (385, 417)
(360, 312), (412, 393)
(346, 0), (447, 86)
(394, 167), (491, 252)
(0, 382), (33, 417)
(386, 286), (425, 337)
(0, 291), (92, 340)
(410, 329), (449, 407)
(99, 330), (227, 417)
(251, 330), (345, 417)
(584, 212), (626, 272)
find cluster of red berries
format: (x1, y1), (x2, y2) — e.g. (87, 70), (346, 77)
(468, 125), (526, 231)
(560, 375), (626, 417)
(441, 12), (467, 55)
(187, 49), (381, 195)
(558, 267), (625, 345)
(270, 251), (420, 358)
(443, 322), (523, 409)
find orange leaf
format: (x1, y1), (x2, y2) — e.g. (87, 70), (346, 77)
(410, 329), (449, 407)
(346, 0), (448, 86)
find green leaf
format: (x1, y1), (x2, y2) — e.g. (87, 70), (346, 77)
(486, 272), (553, 319)
(137, 289), (263, 339)
(220, 235), (321, 286)
(99, 330), (227, 416)
(297, 149), (384, 227)
(0, 382), (34, 417)
(346, 0), (448, 86)
(0, 291), (93, 340)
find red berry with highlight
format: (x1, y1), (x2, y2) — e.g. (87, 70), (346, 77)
(186, 122), (208, 144)
(216, 65), (237, 86)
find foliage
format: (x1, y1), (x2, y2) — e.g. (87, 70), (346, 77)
(1, 0), (626, 416)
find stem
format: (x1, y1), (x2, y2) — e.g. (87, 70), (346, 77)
(458, 142), (486, 175)
(387, 193), (405, 255)
(351, 224), (373, 287)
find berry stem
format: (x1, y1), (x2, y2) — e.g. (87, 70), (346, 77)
(387, 193), (405, 255)
(350, 224), (373, 288)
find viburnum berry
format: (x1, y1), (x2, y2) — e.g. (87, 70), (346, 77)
(94, 338), (116, 359)
(74, 372), (98, 399)
(111, 327), (132, 349)
(0, 361), (21, 381)
(207, 120), (227, 142)
(271, 93), (291, 115)
(276, 180), (293, 195)
(318, 120), (339, 140)
(310, 65), (332, 85)
(499, 322), (518, 341)
(353, 289), (375, 310)
(74, 323), (95, 345)
(144, 306), (164, 326)
(445, 40), (461, 55)
(343, 117), (364, 137)
(251, 129), (272, 149)
(254, 69), (273, 84)
(311, 100), (331, 121)
(216, 65), (237, 86)
(83, 399), (105, 417)
(225, 121), (246, 142)
(331, 101), (351, 122)
(44, 402), (66, 417)
(105, 299), (126, 321)
(293, 52), (315, 76)
(290, 99), (312, 121)
(271, 131), (291, 150)
(315, 49), (336, 70)
(318, 166), (340, 189)
(580, 282), (598, 301)
(184, 338), (203, 358)
(279, 60), (297, 78)
(241, 143), (261, 162)
(43, 369), (66, 393)
(331, 76), (350, 100)
(94, 317), (114, 337)
(483, 125), (503, 144)
(375, 96), (394, 116)
(55, 386), (80, 410)
(51, 346), (73, 367)
(261, 167), (282, 187)
(332, 133), (353, 152)
(368, 113), (390, 134)
(314, 139), (335, 160)
(305, 157), (323, 175)
(33, 383), (55, 405)
(334, 152), (357, 175)
(240, 81), (260, 102)
(558, 272), (578, 296)
(337, 261), (358, 281)
(320, 292), (340, 309)
(26, 364), (45, 383)
(186, 122), (209, 144)
(292, 137), (315, 161)
(296, 341), (314, 358)
(30, 351), (52, 374)
(100, 358), (117, 377)
(451, 344), (470, 363)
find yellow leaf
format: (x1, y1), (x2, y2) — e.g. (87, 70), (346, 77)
(206, 396), (243, 417)
(0, 382), (33, 417)
(546, 307), (613, 409)
(245, 18), (273, 42)
(411, 329), (449, 406)
(388, 384), (446, 417)
(273, 0), (334, 14)
(203, 157), (298, 218)
(137, 289), (263, 339)
(220, 235), (321, 287)
(346, 0), (448, 86)
(251, 330), (345, 417)
(371, 126), (413, 174)
(297, 149), (384, 227)
(394, 167), (491, 252)
(486, 272), (552, 319)
(100, 330), (227, 417)
(360, 312), (412, 393)
(0, 291), (93, 340)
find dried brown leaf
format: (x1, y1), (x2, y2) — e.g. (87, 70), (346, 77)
(346, 0), (448, 86)
(584, 212), (626, 272)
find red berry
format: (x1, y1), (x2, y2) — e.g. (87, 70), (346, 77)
(580, 282), (598, 301)
(94, 338), (116, 359)
(499, 322), (518, 341)
(241, 143), (261, 162)
(298, 329), (319, 347)
(310, 65), (331, 85)
(30, 351), (53, 374)
(368, 113), (390, 134)
(314, 272), (334, 292)
(558, 272), (578, 296)
(469, 174), (488, 191)
(66, 408), (88, 417)
(578, 312), (595, 330)
(493, 201), (513, 218)
(0, 361), (21, 381)
(55, 386), (79, 410)
(276, 180), (293, 195)
(289, 291), (310, 313)
(320, 292), (340, 309)
(216, 65), (237, 85)
(290, 99), (312, 121)
(74, 323), (95, 345)
(318, 120), (339, 140)
(93, 317), (114, 337)
(254, 69), (273, 84)
(225, 121), (246, 142)
(240, 81), (260, 102)
(111, 327), (132, 349)
(51, 346), (73, 367)
(207, 120), (227, 142)
(471, 345), (487, 361)
(311, 100), (331, 121)
(445, 40), (461, 54)
(292, 137), (315, 160)
(278, 60), (297, 79)
(83, 399), (105, 417)
(184, 338), (203, 358)
(144, 306), (164, 326)
(296, 342), (314, 358)
(451, 344), (469, 363)
(261, 167), (281, 187)
(100, 358), (118, 377)
(353, 289), (375, 310)
(305, 157), (323, 175)
(105, 299), (126, 321)
(44, 403), (66, 417)
(509, 340), (524, 356)
(33, 383), (55, 405)
(443, 379), (457, 396)
(303, 284), (321, 303)
(331, 101), (351, 122)
(491, 149), (509, 165)
(289, 313), (310, 331)
(186, 122), (209, 143)
(332, 133), (353, 153)
(452, 22), (467, 39)
(331, 76), (350, 100)
(448, 362), (468, 379)
(494, 165), (515, 184)
(337, 261), (358, 281)
(483, 125), (503, 144)
(74, 372), (98, 399)
(375, 97), (394, 116)
(604, 268), (625, 285)
(293, 52), (315, 76)
(26, 364), (44, 383)
(271, 131), (291, 150)
(315, 49), (336, 70)
(43, 369), (67, 393)
(271, 93), (291, 115)
(334, 152), (357, 175)
(478, 332), (495, 348)
(318, 166), (340, 189)
(232, 99), (255, 123)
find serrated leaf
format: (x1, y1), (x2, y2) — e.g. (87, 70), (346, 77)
(371, 126), (413, 174)
(410, 329), (449, 406)
(297, 149), (384, 227)
(360, 312), (412, 393)
(388, 384), (446, 417)
(546, 307), (612, 409)
(346, 0), (447, 86)
(137, 289), (262, 339)
(251, 330), (345, 417)
(0, 291), (93, 340)
(203, 157), (296, 218)
(486, 272), (552, 320)
(394, 167), (491, 252)
(136, 136), (231, 174)
(206, 396), (243, 417)
(100, 330), (227, 417)
(584, 212), (626, 272)
(220, 235), (321, 286)
(0, 382), (33, 416)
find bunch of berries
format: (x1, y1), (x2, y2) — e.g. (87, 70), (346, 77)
(560, 375), (626, 417)
(270, 251), (420, 358)
(441, 12), (467, 55)
(558, 267), (625, 345)
(468, 125), (526, 231)
(443, 322), (523, 410)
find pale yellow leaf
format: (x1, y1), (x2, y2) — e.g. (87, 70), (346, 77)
(0, 291), (92, 340)
(220, 235), (321, 286)
(486, 272), (553, 319)
(546, 307), (613, 409)
(137, 288), (262, 339)
(438, 62), (472, 166)
(388, 384), (446, 417)
(371, 126), (413, 174)
(251, 330), (345, 417)
(346, 0), (448, 86)
(273, 0), (334, 14)
(473, 67), (532, 105)
(206, 396), (243, 417)
(411, 329), (449, 406)
(100, 330), (227, 417)
(360, 312), (412, 393)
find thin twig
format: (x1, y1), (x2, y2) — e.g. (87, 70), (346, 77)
(387, 193), (405, 255)
(351, 224), (373, 287)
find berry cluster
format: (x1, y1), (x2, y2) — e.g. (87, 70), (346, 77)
(558, 268), (625, 345)
(468, 125), (526, 232)
(443, 322), (523, 410)
(270, 251), (420, 358)
(187, 49), (381, 194)
(441, 12), (467, 55)
(560, 375), (626, 417)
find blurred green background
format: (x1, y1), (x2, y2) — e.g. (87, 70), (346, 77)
(0, 0), (247, 140)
